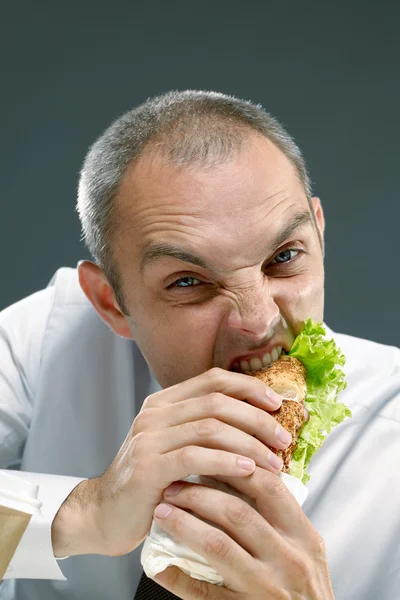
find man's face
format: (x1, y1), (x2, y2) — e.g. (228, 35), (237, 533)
(112, 133), (325, 388)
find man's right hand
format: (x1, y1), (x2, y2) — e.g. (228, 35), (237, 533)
(51, 368), (293, 558)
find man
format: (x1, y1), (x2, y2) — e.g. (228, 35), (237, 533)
(0, 90), (399, 600)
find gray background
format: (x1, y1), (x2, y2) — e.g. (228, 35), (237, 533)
(1, 1), (398, 346)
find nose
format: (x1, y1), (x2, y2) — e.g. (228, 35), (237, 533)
(227, 281), (280, 341)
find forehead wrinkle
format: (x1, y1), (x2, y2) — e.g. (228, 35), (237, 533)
(121, 199), (203, 229)
(241, 205), (312, 261)
(237, 195), (296, 248)
(114, 197), (205, 257)
(256, 194), (293, 222)
(115, 148), (312, 275)
(140, 242), (212, 274)
(248, 188), (286, 214)
(139, 207), (313, 277)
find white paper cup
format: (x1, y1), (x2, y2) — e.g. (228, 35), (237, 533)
(0, 472), (43, 580)
(0, 472), (42, 515)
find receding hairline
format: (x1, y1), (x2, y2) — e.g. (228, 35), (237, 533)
(76, 89), (314, 310)
(110, 127), (309, 241)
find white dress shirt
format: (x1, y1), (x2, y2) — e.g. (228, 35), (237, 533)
(0, 267), (399, 600)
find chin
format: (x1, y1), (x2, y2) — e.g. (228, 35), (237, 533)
(155, 366), (197, 389)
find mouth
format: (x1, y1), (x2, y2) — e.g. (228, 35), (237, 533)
(229, 344), (288, 373)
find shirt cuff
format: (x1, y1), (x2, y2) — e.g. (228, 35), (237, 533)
(2, 470), (86, 580)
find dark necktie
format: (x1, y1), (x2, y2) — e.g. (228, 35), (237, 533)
(134, 570), (182, 600)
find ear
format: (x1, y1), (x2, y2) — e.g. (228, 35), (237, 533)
(311, 196), (325, 243)
(77, 261), (133, 339)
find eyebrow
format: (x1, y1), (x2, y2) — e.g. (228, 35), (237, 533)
(270, 210), (313, 250)
(140, 210), (314, 274)
(140, 243), (211, 273)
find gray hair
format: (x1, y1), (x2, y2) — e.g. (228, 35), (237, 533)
(77, 90), (312, 308)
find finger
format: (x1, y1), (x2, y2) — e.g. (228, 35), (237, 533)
(151, 418), (285, 473)
(153, 502), (253, 589)
(146, 393), (292, 453)
(154, 565), (233, 600)
(149, 446), (257, 493)
(144, 367), (282, 411)
(163, 481), (285, 561)
(211, 467), (314, 545)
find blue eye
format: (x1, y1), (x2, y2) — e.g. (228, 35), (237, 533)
(170, 276), (202, 288)
(271, 249), (299, 264)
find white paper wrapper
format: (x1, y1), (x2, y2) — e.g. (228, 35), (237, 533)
(141, 472), (308, 585)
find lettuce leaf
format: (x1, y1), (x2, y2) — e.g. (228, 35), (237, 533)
(288, 319), (352, 484)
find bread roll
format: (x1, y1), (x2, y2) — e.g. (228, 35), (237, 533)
(248, 356), (307, 473)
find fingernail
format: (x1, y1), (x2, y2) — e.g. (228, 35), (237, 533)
(266, 389), (282, 407)
(154, 503), (173, 518)
(164, 481), (184, 496)
(269, 452), (283, 470)
(237, 457), (256, 472)
(275, 425), (292, 445)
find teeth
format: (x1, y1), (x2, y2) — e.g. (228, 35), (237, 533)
(237, 346), (283, 372)
(250, 357), (263, 371)
(262, 352), (272, 366)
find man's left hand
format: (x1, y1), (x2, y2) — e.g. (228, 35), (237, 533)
(152, 468), (335, 599)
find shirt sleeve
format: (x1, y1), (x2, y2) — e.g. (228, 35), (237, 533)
(2, 470), (86, 580)
(0, 287), (55, 468)
(0, 286), (85, 579)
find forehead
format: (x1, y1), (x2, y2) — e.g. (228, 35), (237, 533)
(115, 134), (309, 267)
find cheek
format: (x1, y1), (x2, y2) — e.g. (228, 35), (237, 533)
(133, 303), (223, 385)
(274, 272), (324, 323)
(164, 306), (220, 350)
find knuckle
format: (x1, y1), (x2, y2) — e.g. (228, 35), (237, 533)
(133, 408), (153, 432)
(163, 566), (181, 588)
(165, 511), (184, 537)
(187, 576), (212, 599)
(226, 498), (252, 527)
(205, 367), (226, 385)
(187, 483), (204, 503)
(287, 553), (310, 581)
(299, 519), (327, 557)
(179, 445), (196, 469)
(263, 472), (287, 498)
(130, 431), (151, 456)
(202, 392), (223, 414)
(204, 531), (231, 562)
(194, 418), (222, 437)
(141, 394), (155, 410)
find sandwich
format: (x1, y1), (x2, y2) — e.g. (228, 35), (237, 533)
(248, 320), (351, 483)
